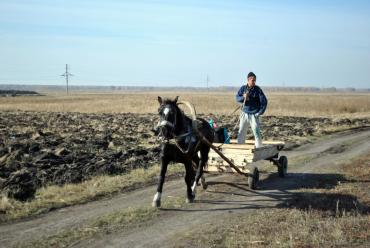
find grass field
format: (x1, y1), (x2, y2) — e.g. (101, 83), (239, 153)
(174, 152), (370, 247)
(1, 91), (370, 117)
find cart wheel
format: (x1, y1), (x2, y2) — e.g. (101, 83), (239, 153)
(248, 167), (259, 190)
(278, 156), (288, 178)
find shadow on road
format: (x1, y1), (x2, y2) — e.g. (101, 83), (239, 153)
(161, 172), (369, 214)
(261, 172), (348, 190)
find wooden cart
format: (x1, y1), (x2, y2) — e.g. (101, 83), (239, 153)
(203, 139), (288, 189)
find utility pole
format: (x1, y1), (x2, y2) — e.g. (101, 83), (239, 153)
(61, 64), (73, 95)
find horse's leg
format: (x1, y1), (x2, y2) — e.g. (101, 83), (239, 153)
(185, 160), (195, 203)
(200, 174), (207, 190)
(196, 146), (210, 190)
(152, 156), (169, 207)
(191, 154), (200, 194)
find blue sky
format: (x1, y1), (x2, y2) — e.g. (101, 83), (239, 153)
(0, 0), (369, 88)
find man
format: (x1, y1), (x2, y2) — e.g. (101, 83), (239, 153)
(235, 72), (267, 147)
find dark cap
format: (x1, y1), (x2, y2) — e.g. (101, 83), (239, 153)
(247, 72), (256, 78)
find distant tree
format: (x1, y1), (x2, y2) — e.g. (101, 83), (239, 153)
(344, 87), (356, 92)
(322, 87), (337, 92)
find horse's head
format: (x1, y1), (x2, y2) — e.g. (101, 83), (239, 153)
(157, 96), (180, 139)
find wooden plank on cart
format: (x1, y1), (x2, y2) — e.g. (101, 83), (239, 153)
(206, 163), (250, 173)
(212, 144), (255, 150)
(209, 150), (252, 163)
(229, 139), (285, 145)
(210, 147), (253, 155)
(252, 145), (280, 162)
(197, 135), (249, 176)
(207, 140), (285, 173)
(207, 141), (254, 173)
(208, 155), (251, 168)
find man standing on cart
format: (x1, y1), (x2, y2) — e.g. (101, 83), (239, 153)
(236, 72), (268, 147)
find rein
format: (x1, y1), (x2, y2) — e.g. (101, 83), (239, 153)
(157, 122), (199, 155)
(156, 107), (200, 155)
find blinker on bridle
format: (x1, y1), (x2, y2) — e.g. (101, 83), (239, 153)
(156, 104), (196, 153)
(156, 104), (177, 139)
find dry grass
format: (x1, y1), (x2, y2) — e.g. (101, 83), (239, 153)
(15, 206), (160, 248)
(341, 152), (370, 180)
(1, 92), (370, 117)
(174, 152), (370, 247)
(177, 209), (369, 248)
(15, 196), (187, 248)
(339, 154), (370, 210)
(0, 196), (14, 214)
(268, 93), (370, 118)
(0, 164), (183, 222)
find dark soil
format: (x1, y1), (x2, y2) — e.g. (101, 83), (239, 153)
(0, 111), (369, 201)
(0, 112), (160, 200)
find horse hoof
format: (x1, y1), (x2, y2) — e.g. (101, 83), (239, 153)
(186, 194), (195, 203)
(201, 177), (207, 190)
(152, 201), (161, 208)
(202, 182), (208, 190)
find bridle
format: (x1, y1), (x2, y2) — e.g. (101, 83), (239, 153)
(156, 103), (199, 154)
(156, 103), (178, 138)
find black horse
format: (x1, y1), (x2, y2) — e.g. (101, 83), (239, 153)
(152, 96), (214, 207)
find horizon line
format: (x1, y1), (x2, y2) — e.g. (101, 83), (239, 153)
(0, 83), (369, 91)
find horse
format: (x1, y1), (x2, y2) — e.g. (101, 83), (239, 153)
(152, 96), (214, 207)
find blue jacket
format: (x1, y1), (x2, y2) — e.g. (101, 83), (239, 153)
(236, 85), (268, 115)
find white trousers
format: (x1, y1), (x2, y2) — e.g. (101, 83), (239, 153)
(237, 112), (262, 148)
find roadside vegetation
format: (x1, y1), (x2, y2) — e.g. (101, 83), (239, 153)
(0, 164), (183, 222)
(15, 197), (187, 248)
(174, 152), (370, 247)
(15, 206), (160, 248)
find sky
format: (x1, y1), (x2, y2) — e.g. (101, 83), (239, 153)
(0, 0), (369, 88)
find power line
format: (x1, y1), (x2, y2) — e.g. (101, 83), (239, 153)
(61, 64), (73, 95)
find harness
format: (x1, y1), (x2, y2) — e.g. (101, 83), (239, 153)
(156, 117), (201, 155)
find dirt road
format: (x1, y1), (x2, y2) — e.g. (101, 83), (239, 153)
(1, 127), (370, 248)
